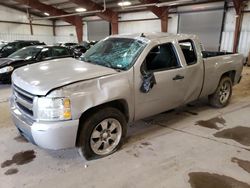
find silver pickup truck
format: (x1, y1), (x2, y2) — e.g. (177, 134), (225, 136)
(10, 33), (244, 160)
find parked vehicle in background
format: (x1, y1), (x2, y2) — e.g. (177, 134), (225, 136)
(0, 40), (8, 47)
(89, 40), (98, 46)
(60, 42), (78, 49)
(0, 45), (73, 83)
(0, 42), (8, 51)
(72, 41), (99, 57)
(72, 45), (89, 58)
(10, 33), (244, 160)
(0, 40), (45, 58)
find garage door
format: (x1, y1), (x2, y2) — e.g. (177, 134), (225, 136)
(178, 2), (225, 51)
(87, 21), (110, 41)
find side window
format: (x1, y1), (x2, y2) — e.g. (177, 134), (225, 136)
(40, 48), (52, 60)
(52, 47), (70, 57)
(179, 40), (197, 65)
(144, 43), (180, 72)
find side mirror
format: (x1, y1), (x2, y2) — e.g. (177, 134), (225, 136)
(140, 71), (156, 93)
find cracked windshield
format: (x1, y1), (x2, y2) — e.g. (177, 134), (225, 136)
(81, 37), (147, 70)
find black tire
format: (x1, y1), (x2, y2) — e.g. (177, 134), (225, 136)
(208, 76), (232, 108)
(77, 107), (127, 160)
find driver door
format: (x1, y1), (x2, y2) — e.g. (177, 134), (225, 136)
(134, 42), (186, 120)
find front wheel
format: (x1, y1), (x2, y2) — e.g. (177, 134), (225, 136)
(208, 76), (232, 108)
(77, 107), (127, 160)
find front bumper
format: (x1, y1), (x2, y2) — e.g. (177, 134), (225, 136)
(0, 72), (11, 82)
(10, 98), (79, 150)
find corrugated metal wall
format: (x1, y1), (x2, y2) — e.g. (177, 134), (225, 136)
(221, 3), (250, 56)
(221, 28), (250, 57)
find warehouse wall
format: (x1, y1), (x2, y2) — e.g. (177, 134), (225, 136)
(0, 5), (55, 44)
(221, 2), (250, 56)
(118, 3), (250, 57)
(0, 5), (87, 45)
(55, 20), (88, 43)
(118, 11), (178, 34)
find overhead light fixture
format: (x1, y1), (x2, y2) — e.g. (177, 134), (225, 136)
(44, 12), (50, 16)
(75, 8), (87, 12)
(156, 0), (193, 7)
(123, 0), (193, 9)
(118, 1), (132, 6)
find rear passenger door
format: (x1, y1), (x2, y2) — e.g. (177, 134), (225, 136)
(177, 39), (204, 103)
(135, 42), (187, 120)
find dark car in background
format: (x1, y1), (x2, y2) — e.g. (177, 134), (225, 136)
(0, 45), (73, 83)
(72, 43), (89, 57)
(0, 42), (8, 51)
(60, 42), (78, 49)
(0, 40), (45, 58)
(72, 41), (99, 57)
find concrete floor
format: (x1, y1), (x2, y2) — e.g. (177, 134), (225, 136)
(1, 67), (250, 188)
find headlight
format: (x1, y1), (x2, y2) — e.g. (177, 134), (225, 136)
(0, 66), (14, 74)
(35, 97), (72, 121)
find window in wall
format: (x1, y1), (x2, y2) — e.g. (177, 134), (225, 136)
(144, 43), (180, 72)
(179, 40), (197, 65)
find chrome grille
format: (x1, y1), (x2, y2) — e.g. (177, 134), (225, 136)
(13, 85), (34, 118)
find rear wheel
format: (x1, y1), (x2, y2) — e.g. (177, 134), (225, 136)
(208, 77), (232, 108)
(77, 107), (127, 160)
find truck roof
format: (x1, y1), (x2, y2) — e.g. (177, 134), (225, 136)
(110, 32), (199, 42)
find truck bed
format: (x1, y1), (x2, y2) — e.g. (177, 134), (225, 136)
(202, 51), (233, 58)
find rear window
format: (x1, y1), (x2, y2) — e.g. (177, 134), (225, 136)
(179, 40), (197, 65)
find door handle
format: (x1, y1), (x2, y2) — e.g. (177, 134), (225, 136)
(173, 75), (184, 80)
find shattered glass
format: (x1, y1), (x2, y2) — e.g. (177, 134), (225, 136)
(81, 38), (147, 70)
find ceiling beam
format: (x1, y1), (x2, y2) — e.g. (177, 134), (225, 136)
(15, 0), (83, 42)
(15, 0), (82, 26)
(138, 0), (168, 18)
(69, 0), (118, 34)
(69, 0), (117, 22)
(0, 2), (42, 17)
(233, 0), (242, 15)
(138, 0), (169, 32)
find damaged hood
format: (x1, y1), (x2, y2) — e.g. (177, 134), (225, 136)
(12, 57), (117, 96)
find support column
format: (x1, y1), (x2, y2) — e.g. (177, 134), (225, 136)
(161, 12), (168, 32)
(111, 14), (118, 35)
(233, 12), (243, 53)
(232, 0), (244, 53)
(28, 11), (33, 35)
(52, 20), (56, 36)
(75, 18), (83, 42)
(29, 19), (33, 35)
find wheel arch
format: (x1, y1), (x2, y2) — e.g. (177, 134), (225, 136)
(75, 99), (129, 147)
(221, 70), (236, 84)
